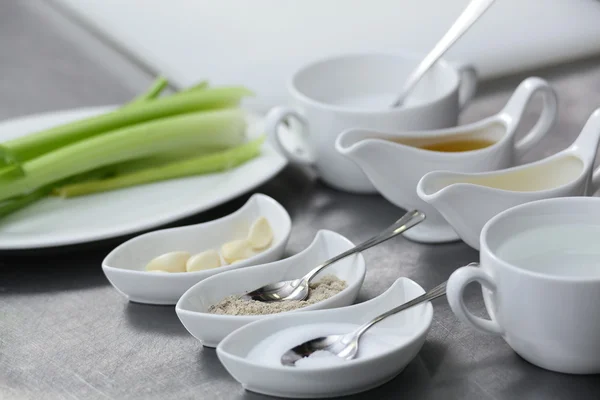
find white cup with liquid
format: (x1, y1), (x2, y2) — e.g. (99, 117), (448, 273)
(265, 53), (477, 193)
(447, 197), (600, 374)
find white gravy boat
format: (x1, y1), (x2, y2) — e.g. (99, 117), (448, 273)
(417, 108), (600, 250)
(335, 77), (558, 243)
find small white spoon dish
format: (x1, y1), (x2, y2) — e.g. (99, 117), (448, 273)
(175, 230), (366, 348)
(216, 277), (432, 399)
(102, 194), (291, 305)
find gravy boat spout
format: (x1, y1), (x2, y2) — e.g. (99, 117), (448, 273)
(336, 77), (558, 244)
(418, 108), (600, 250)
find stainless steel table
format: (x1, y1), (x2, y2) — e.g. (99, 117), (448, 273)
(2, 2), (600, 399)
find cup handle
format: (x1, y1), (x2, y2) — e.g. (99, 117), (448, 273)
(499, 77), (558, 160)
(455, 63), (478, 110)
(446, 263), (504, 335)
(265, 106), (315, 165)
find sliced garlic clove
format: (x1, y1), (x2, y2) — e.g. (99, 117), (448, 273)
(247, 217), (273, 250)
(221, 239), (255, 264)
(186, 249), (222, 272)
(145, 251), (190, 273)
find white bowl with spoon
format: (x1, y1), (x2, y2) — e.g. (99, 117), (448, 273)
(176, 210), (425, 347)
(175, 229), (367, 348)
(265, 52), (478, 194)
(102, 193), (291, 305)
(215, 277), (434, 399)
(241, 210), (424, 302)
(265, 0), (496, 194)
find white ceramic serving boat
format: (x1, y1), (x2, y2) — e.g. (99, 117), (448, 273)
(216, 277), (432, 398)
(335, 77), (558, 243)
(417, 108), (600, 250)
(176, 230), (366, 348)
(102, 194), (291, 305)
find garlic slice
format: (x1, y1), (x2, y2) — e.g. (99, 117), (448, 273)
(247, 217), (273, 250)
(186, 249), (222, 272)
(221, 239), (255, 264)
(145, 251), (190, 273)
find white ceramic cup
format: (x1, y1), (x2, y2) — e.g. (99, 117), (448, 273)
(447, 197), (600, 374)
(265, 53), (477, 193)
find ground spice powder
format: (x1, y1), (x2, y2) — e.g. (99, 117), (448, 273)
(207, 275), (347, 316)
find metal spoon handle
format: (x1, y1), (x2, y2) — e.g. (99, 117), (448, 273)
(391, 0), (495, 107)
(351, 280), (449, 341)
(351, 262), (480, 341)
(303, 210), (425, 283)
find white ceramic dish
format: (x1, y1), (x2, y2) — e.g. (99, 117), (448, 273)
(418, 108), (600, 250)
(336, 77), (557, 243)
(176, 230), (366, 348)
(0, 106), (287, 250)
(102, 194), (291, 305)
(216, 277), (432, 398)
(266, 52), (477, 194)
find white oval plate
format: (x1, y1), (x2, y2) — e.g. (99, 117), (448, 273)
(216, 277), (432, 398)
(103, 194), (291, 305)
(0, 106), (287, 249)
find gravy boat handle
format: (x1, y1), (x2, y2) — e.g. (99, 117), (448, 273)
(574, 108), (600, 194)
(593, 168), (600, 195)
(499, 77), (558, 160)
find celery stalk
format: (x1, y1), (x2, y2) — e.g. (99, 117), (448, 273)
(0, 77), (202, 171)
(0, 187), (50, 218)
(0, 76), (170, 175)
(54, 136), (264, 198)
(126, 76), (169, 106)
(104, 146), (217, 176)
(0, 86), (253, 164)
(0, 164), (24, 179)
(1, 77), (169, 182)
(0, 168), (112, 218)
(0, 109), (247, 202)
(174, 80), (209, 96)
(124, 77), (209, 106)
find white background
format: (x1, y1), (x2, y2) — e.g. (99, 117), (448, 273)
(50, 0), (600, 110)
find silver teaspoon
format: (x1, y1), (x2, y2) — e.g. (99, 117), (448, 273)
(241, 210), (425, 303)
(390, 0), (495, 107)
(280, 267), (477, 367)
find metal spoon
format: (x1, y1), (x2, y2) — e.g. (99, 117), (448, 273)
(280, 266), (477, 366)
(241, 210), (425, 303)
(391, 0), (495, 107)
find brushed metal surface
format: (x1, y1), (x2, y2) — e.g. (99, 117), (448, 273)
(2, 1), (600, 399)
